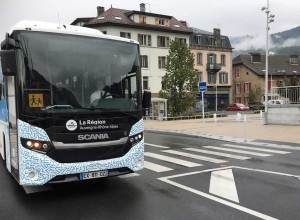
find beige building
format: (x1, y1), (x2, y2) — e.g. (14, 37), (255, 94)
(232, 53), (300, 104)
(71, 4), (192, 97)
(190, 28), (233, 111)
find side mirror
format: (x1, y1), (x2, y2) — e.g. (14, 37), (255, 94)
(0, 50), (17, 76)
(142, 90), (151, 109)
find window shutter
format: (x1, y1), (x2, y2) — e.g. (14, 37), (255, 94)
(148, 35), (151, 46)
(145, 56), (148, 68)
(249, 83), (251, 92)
(155, 18), (159, 25)
(167, 37), (170, 47)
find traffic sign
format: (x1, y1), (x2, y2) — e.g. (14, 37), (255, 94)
(198, 82), (207, 93)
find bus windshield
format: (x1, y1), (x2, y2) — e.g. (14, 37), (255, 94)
(16, 31), (141, 116)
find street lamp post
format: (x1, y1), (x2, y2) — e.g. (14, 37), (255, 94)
(261, 0), (275, 112)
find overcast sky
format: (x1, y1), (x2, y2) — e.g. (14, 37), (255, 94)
(0, 0), (299, 42)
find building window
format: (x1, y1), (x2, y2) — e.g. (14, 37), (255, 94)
(158, 56), (167, 69)
(139, 15), (146, 23)
(235, 68), (240, 78)
(221, 38), (226, 47)
(219, 72), (228, 84)
(196, 53), (203, 65)
(208, 54), (216, 64)
(157, 36), (170, 47)
(140, 55), (149, 68)
(120, 32), (131, 39)
(143, 76), (149, 90)
(236, 97), (241, 103)
(195, 35), (201, 44)
(196, 71), (203, 82)
(138, 34), (152, 46)
(208, 72), (216, 84)
(175, 37), (187, 45)
(221, 55), (226, 66)
(236, 83), (241, 94)
(208, 37), (215, 45)
(244, 82), (251, 93)
(159, 18), (165, 25)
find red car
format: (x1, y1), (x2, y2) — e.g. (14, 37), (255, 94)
(226, 103), (250, 111)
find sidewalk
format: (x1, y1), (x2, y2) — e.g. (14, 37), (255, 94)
(144, 114), (300, 145)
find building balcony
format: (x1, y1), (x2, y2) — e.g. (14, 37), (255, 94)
(206, 63), (222, 71)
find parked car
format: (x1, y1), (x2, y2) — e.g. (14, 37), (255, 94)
(249, 102), (265, 111)
(267, 100), (284, 105)
(226, 103), (250, 111)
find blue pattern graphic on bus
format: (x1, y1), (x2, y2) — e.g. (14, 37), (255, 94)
(129, 118), (144, 136)
(17, 120), (144, 185)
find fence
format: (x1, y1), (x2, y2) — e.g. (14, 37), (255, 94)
(270, 85), (300, 104)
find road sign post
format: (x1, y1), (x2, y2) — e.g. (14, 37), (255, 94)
(198, 82), (207, 121)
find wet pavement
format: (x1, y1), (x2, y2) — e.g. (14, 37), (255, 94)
(1, 132), (300, 220)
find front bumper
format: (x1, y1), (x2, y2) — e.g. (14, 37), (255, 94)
(19, 140), (144, 185)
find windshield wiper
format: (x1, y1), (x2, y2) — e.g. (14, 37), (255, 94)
(87, 107), (140, 119)
(27, 114), (76, 123)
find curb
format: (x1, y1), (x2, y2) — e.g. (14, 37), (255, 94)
(145, 128), (300, 149)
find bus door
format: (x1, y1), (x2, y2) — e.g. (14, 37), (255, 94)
(6, 75), (19, 179)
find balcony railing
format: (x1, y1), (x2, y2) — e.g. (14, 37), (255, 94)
(270, 85), (300, 104)
(206, 63), (222, 71)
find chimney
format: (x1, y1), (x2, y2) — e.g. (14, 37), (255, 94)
(180, 20), (187, 27)
(213, 28), (221, 46)
(289, 55), (299, 65)
(97, 6), (105, 16)
(140, 3), (146, 12)
(250, 53), (261, 63)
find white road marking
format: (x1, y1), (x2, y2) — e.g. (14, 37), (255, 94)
(159, 178), (278, 220)
(117, 173), (140, 178)
(163, 150), (228, 164)
(184, 148), (251, 160)
(144, 161), (173, 172)
(145, 152), (202, 167)
(209, 169), (239, 203)
(223, 144), (290, 154)
(202, 146), (272, 157)
(158, 166), (283, 220)
(145, 143), (169, 149)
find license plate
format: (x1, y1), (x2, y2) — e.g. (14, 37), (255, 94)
(80, 170), (108, 180)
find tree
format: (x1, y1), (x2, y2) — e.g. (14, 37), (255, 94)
(160, 40), (197, 116)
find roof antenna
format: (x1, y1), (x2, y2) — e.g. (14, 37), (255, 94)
(57, 13), (61, 29)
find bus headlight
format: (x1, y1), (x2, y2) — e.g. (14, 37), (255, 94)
(21, 138), (53, 153)
(128, 132), (143, 146)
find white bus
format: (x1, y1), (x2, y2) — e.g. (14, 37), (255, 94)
(0, 21), (150, 185)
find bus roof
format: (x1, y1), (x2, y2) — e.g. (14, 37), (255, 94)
(8, 20), (139, 45)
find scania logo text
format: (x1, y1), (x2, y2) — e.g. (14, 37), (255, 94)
(78, 133), (109, 141)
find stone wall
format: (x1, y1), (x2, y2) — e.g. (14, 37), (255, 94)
(267, 105), (300, 125)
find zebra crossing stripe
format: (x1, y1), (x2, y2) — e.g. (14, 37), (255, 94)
(145, 143), (169, 149)
(163, 150), (228, 164)
(202, 146), (272, 157)
(184, 148), (251, 160)
(145, 152), (202, 167)
(222, 144), (290, 154)
(143, 161), (173, 172)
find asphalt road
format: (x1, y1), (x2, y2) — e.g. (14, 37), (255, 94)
(1, 132), (300, 220)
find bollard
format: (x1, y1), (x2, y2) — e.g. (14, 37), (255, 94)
(243, 115), (247, 142)
(213, 113), (217, 122)
(260, 110), (263, 119)
(236, 113), (242, 122)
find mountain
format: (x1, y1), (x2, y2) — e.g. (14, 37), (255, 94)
(271, 26), (300, 46)
(230, 26), (300, 58)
